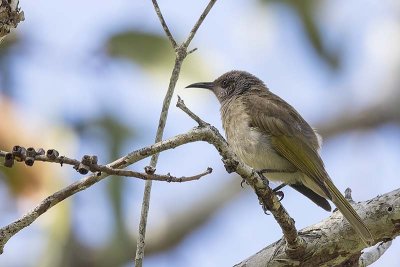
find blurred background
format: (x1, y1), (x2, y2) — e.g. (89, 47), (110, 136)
(0, 0), (399, 266)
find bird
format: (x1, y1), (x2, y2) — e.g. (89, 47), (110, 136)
(186, 70), (373, 245)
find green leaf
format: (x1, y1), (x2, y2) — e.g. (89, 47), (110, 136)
(106, 31), (174, 67)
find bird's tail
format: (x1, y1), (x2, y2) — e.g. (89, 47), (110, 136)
(323, 178), (373, 246)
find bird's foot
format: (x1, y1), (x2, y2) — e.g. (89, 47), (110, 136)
(256, 170), (270, 187)
(240, 179), (248, 188)
(274, 191), (284, 201)
(273, 183), (286, 201)
(258, 198), (270, 215)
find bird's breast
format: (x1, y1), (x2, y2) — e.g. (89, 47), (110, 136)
(220, 99), (295, 179)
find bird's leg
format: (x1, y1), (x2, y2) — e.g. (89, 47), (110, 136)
(257, 169), (289, 201)
(256, 170), (270, 187)
(259, 168), (297, 174)
(273, 183), (287, 192)
(254, 170), (271, 213)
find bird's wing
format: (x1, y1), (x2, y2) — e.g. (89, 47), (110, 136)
(244, 92), (373, 244)
(244, 92), (332, 199)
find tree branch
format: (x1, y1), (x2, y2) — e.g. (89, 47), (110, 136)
(151, 0), (177, 49)
(359, 240), (392, 267)
(0, 0), (24, 42)
(0, 148), (212, 182)
(234, 188), (400, 267)
(182, 0), (217, 50)
(134, 1), (217, 266)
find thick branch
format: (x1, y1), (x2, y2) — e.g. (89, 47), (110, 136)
(0, 0), (24, 42)
(359, 240), (392, 267)
(235, 189), (400, 266)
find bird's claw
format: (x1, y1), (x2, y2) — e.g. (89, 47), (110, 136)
(256, 170), (270, 187)
(258, 198), (270, 215)
(274, 191), (284, 201)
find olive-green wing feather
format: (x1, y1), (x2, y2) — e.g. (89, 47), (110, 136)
(243, 91), (373, 245)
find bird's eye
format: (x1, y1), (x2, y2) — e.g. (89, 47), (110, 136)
(221, 80), (229, 88)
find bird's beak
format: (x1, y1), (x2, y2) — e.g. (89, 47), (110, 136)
(185, 82), (214, 90)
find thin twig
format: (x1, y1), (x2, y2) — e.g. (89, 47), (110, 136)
(134, 1), (217, 266)
(188, 47), (198, 54)
(182, 0), (217, 49)
(0, 150), (212, 182)
(0, 0), (24, 42)
(177, 95), (208, 126)
(151, 0), (177, 49)
(104, 166), (213, 182)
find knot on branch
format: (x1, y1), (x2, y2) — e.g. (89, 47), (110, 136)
(74, 155), (98, 175)
(46, 149), (59, 160)
(175, 46), (187, 61)
(222, 158), (238, 173)
(25, 147), (36, 166)
(12, 145), (26, 162)
(5, 146), (56, 167)
(285, 236), (306, 259)
(4, 152), (13, 167)
(144, 166), (156, 175)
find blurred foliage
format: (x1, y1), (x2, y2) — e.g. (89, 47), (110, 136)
(106, 30), (210, 81)
(261, 0), (341, 70)
(70, 113), (136, 267)
(0, 97), (60, 198)
(107, 31), (174, 69)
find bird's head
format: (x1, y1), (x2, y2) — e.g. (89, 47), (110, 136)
(186, 70), (266, 103)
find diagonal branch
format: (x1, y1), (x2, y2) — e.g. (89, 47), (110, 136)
(234, 188), (399, 266)
(151, 0), (177, 49)
(182, 0), (217, 50)
(177, 95), (208, 126)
